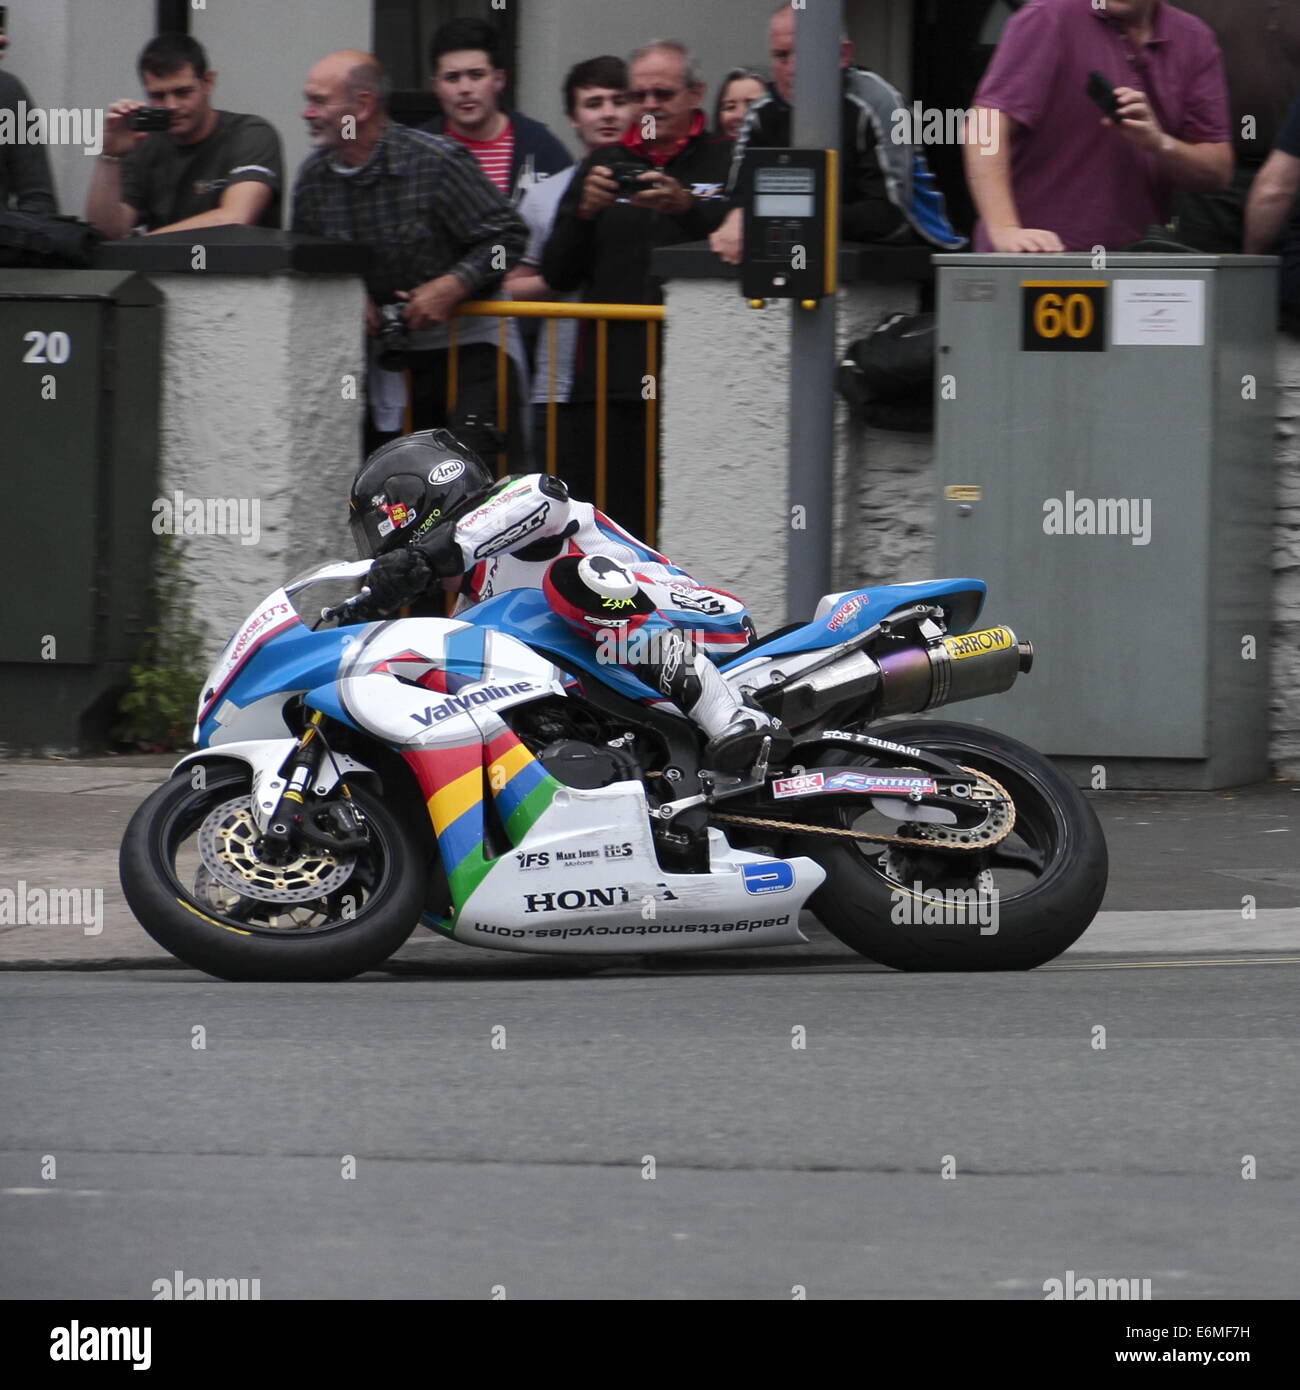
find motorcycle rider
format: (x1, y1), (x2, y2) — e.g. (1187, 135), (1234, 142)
(347, 428), (791, 775)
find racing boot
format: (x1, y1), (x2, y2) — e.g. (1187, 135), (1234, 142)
(650, 627), (792, 776)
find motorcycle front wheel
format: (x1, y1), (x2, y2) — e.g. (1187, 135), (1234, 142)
(796, 721), (1108, 971)
(119, 767), (424, 981)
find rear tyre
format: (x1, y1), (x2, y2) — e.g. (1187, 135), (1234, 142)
(797, 721), (1107, 970)
(119, 768), (424, 981)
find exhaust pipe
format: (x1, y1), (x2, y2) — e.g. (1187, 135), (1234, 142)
(775, 625), (1031, 722)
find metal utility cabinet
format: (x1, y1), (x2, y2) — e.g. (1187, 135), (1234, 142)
(0, 270), (162, 752)
(932, 253), (1276, 789)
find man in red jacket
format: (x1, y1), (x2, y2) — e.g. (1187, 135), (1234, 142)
(540, 40), (733, 537)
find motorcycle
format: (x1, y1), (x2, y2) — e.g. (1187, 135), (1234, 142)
(119, 560), (1108, 980)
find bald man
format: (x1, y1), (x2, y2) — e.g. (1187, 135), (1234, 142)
(293, 51), (528, 457)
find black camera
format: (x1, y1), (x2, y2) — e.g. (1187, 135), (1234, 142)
(375, 302), (411, 371)
(130, 107), (172, 132)
(607, 161), (651, 199)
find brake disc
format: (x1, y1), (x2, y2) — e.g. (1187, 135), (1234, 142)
(196, 795), (356, 904)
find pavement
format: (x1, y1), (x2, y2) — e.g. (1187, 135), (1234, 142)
(1, 754), (1297, 971)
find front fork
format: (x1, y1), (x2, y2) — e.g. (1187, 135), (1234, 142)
(261, 714), (367, 861)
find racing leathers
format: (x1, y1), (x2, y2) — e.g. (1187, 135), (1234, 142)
(365, 472), (790, 773)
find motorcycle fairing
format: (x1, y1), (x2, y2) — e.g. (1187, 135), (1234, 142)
(722, 579), (988, 668)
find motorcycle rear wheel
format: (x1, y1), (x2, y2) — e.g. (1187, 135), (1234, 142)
(797, 721), (1108, 970)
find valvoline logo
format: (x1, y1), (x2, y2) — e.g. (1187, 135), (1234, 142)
(741, 861), (795, 895)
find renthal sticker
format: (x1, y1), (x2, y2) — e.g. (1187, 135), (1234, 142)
(741, 861), (795, 895)
(428, 459), (465, 484)
(410, 680), (538, 727)
(827, 595), (866, 631)
(773, 772), (826, 798)
(473, 501), (550, 559)
(943, 627), (1013, 660)
(823, 771), (937, 795)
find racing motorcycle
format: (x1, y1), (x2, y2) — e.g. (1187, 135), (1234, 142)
(119, 561), (1108, 980)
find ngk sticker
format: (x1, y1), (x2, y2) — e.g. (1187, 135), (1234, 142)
(772, 772), (825, 799)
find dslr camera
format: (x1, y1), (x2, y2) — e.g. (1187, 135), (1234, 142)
(375, 302), (411, 371)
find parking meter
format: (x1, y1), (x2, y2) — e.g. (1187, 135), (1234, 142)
(736, 148), (837, 305)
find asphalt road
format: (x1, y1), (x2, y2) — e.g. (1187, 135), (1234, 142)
(3, 964), (1297, 1300)
(3, 760), (1298, 1299)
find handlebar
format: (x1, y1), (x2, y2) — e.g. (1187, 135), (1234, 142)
(320, 585), (372, 624)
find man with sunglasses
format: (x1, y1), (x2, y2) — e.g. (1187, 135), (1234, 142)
(540, 39), (732, 536)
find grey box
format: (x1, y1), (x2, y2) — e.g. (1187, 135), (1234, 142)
(0, 271), (162, 752)
(931, 254), (1276, 789)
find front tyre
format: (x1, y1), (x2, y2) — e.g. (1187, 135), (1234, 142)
(119, 769), (424, 981)
(800, 721), (1108, 970)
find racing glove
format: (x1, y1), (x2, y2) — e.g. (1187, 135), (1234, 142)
(367, 548), (433, 611)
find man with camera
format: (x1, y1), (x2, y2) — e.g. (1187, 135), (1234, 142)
(540, 39), (732, 534)
(291, 50), (527, 457)
(86, 34), (282, 239)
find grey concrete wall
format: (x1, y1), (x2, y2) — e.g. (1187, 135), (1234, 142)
(152, 273), (365, 658)
(659, 276), (921, 640)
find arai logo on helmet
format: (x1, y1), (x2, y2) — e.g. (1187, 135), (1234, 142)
(428, 459), (466, 485)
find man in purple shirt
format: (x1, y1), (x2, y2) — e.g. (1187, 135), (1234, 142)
(964, 0), (1232, 252)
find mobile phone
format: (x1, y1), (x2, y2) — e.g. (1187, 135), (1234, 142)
(130, 107), (172, 132)
(1086, 70), (1120, 120)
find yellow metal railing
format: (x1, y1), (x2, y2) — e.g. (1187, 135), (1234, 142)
(401, 301), (667, 544)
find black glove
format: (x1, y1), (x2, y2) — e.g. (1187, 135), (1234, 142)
(412, 524), (465, 581)
(367, 548), (433, 612)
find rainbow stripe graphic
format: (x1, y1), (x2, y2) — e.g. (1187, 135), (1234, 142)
(397, 628), (558, 928)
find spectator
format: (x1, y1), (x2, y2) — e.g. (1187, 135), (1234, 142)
(540, 39), (732, 534)
(419, 17), (571, 203)
(505, 56), (633, 478)
(1243, 89), (1300, 333)
(710, 2), (963, 264)
(714, 67), (766, 141)
(1170, 1), (1300, 252)
(291, 51), (527, 458)
(963, 0), (1232, 253)
(86, 33), (282, 239)
(0, 32), (57, 213)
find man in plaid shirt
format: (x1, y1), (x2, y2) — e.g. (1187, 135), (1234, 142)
(293, 51), (528, 455)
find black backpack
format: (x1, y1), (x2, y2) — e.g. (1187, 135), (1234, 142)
(0, 209), (102, 268)
(836, 311), (935, 433)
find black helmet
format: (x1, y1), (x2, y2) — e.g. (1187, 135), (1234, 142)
(348, 429), (494, 559)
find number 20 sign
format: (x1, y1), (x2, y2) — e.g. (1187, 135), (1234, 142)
(1020, 281), (1106, 352)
